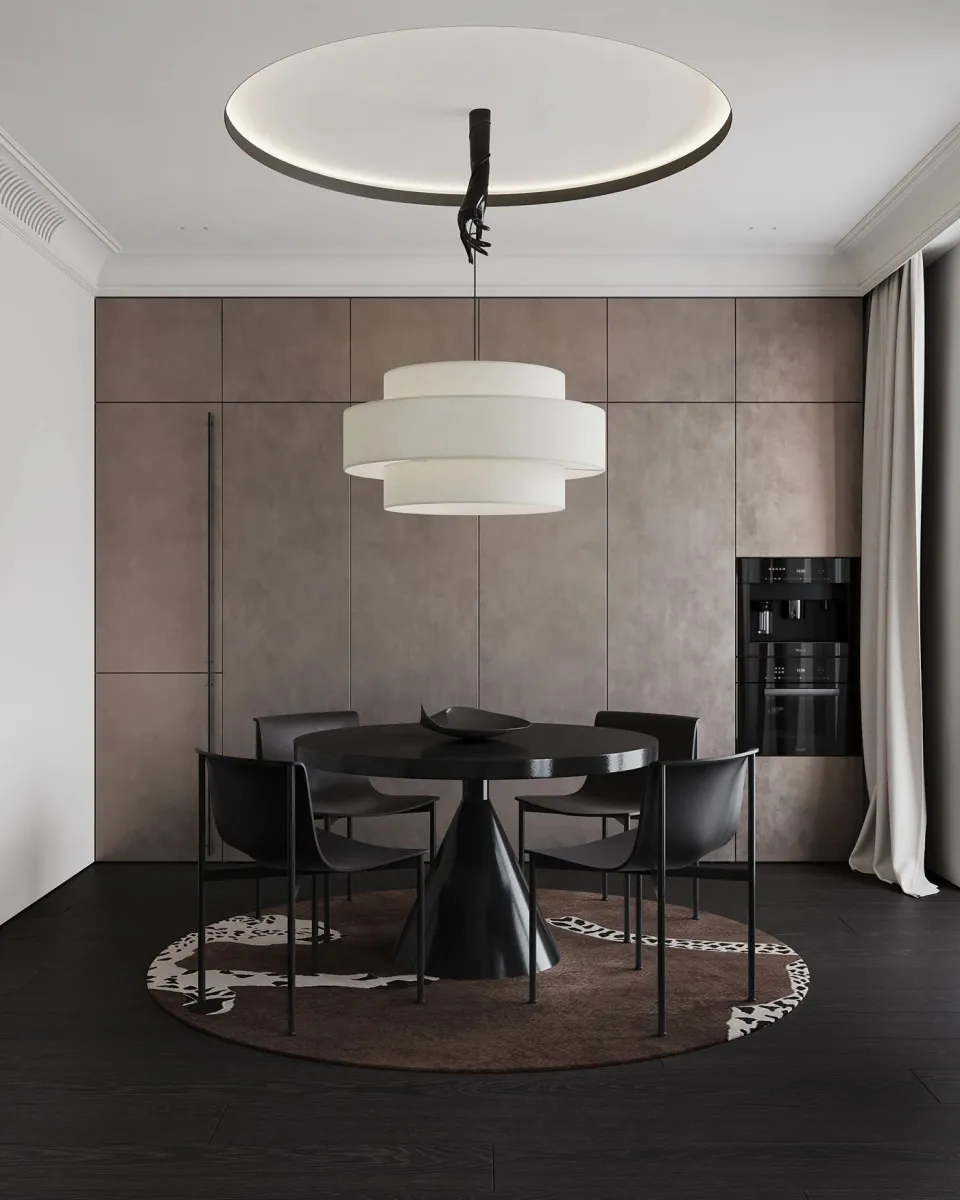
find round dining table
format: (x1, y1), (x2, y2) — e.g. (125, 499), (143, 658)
(295, 722), (659, 980)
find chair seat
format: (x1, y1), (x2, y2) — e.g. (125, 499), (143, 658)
(317, 829), (426, 874)
(254, 829), (425, 875)
(529, 829), (637, 872)
(517, 791), (638, 819)
(310, 779), (436, 819)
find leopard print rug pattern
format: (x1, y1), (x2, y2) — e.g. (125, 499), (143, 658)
(547, 914), (809, 1041)
(146, 913), (434, 1016)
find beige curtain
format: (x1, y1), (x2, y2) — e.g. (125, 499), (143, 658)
(849, 253), (936, 896)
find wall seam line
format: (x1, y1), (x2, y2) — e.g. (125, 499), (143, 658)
(348, 298), (353, 714)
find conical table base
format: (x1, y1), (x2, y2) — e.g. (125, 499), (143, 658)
(395, 779), (560, 980)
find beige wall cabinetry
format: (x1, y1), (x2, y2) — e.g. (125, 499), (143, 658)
(95, 296), (864, 861)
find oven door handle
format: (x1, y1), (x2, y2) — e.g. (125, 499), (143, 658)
(763, 687), (840, 696)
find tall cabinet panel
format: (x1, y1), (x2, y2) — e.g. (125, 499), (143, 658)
(221, 404), (350, 759)
(478, 299), (607, 403)
(735, 298), (865, 860)
(96, 674), (210, 860)
(96, 404), (212, 673)
(95, 298), (221, 860)
(608, 298), (735, 403)
(477, 299), (608, 846)
(223, 299), (349, 404)
(96, 298), (221, 405)
(736, 402), (863, 557)
(607, 404), (737, 759)
(350, 299), (474, 404)
(735, 298), (863, 405)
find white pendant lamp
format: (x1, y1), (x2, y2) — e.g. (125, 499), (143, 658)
(343, 360), (605, 514)
(224, 29), (732, 515)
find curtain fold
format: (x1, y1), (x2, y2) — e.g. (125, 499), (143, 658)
(849, 253), (936, 896)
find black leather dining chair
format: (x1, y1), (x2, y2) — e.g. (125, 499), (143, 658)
(526, 750), (756, 1036)
(254, 711), (439, 906)
(517, 711), (701, 941)
(197, 751), (426, 1036)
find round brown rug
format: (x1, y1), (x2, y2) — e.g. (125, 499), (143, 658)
(147, 889), (808, 1071)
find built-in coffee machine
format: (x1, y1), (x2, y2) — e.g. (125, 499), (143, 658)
(737, 557), (860, 756)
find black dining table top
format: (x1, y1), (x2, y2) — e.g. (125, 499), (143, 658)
(295, 722), (659, 781)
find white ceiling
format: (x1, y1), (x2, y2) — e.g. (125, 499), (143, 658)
(1, 0), (960, 292)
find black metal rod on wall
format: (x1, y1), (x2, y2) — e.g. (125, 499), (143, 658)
(206, 411), (215, 855)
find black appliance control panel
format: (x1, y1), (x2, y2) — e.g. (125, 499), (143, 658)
(739, 658), (850, 684)
(737, 558), (853, 584)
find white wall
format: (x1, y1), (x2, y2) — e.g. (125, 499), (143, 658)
(0, 223), (94, 924)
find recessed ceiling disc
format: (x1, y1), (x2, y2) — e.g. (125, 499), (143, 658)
(224, 27), (732, 206)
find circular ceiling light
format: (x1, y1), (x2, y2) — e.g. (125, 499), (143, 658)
(343, 362), (606, 515)
(225, 27), (732, 206)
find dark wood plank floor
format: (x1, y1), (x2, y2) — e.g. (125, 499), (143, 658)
(0, 863), (958, 1198)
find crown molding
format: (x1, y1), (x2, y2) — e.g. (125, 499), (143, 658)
(837, 121), (960, 253)
(836, 119), (960, 292)
(97, 250), (860, 297)
(0, 124), (119, 292)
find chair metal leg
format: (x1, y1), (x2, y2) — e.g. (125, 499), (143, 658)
(601, 816), (609, 900)
(748, 753), (757, 1002)
(623, 872), (631, 946)
(429, 805), (437, 864)
(416, 857), (425, 1004)
(657, 764), (667, 1037)
(286, 765), (297, 1036)
(635, 872), (643, 970)
(528, 858), (538, 1004)
(323, 873), (331, 943)
(311, 873), (319, 973)
(346, 818), (353, 900)
(254, 877), (262, 918)
(518, 802), (526, 880)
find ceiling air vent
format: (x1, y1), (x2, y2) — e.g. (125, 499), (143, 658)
(0, 161), (66, 243)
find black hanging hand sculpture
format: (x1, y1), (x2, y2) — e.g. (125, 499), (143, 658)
(458, 108), (491, 264)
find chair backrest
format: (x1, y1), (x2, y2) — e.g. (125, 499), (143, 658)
(201, 751), (326, 868)
(254, 710), (360, 792)
(589, 711), (700, 799)
(630, 751), (754, 870)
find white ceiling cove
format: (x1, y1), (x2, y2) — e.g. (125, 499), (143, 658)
(1, 0), (959, 295)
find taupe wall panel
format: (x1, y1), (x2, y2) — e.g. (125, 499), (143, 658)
(608, 404), (736, 758)
(96, 673), (208, 860)
(476, 298), (609, 842)
(736, 403), (863, 556)
(479, 299), (607, 404)
(96, 403), (212, 673)
(221, 404), (349, 758)
(350, 479), (478, 723)
(96, 298), (221, 404)
(736, 298), (863, 404)
(608, 299), (735, 403)
(223, 299), (349, 403)
(479, 473), (608, 850)
(349, 477), (478, 843)
(479, 475), (607, 723)
(350, 299), (473, 404)
(743, 757), (866, 861)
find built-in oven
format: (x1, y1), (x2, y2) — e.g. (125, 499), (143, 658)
(736, 558), (861, 757)
(738, 650), (855, 756)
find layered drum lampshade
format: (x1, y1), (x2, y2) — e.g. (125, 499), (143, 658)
(342, 360), (606, 515)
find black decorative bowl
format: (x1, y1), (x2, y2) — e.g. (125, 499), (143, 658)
(420, 705), (531, 741)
